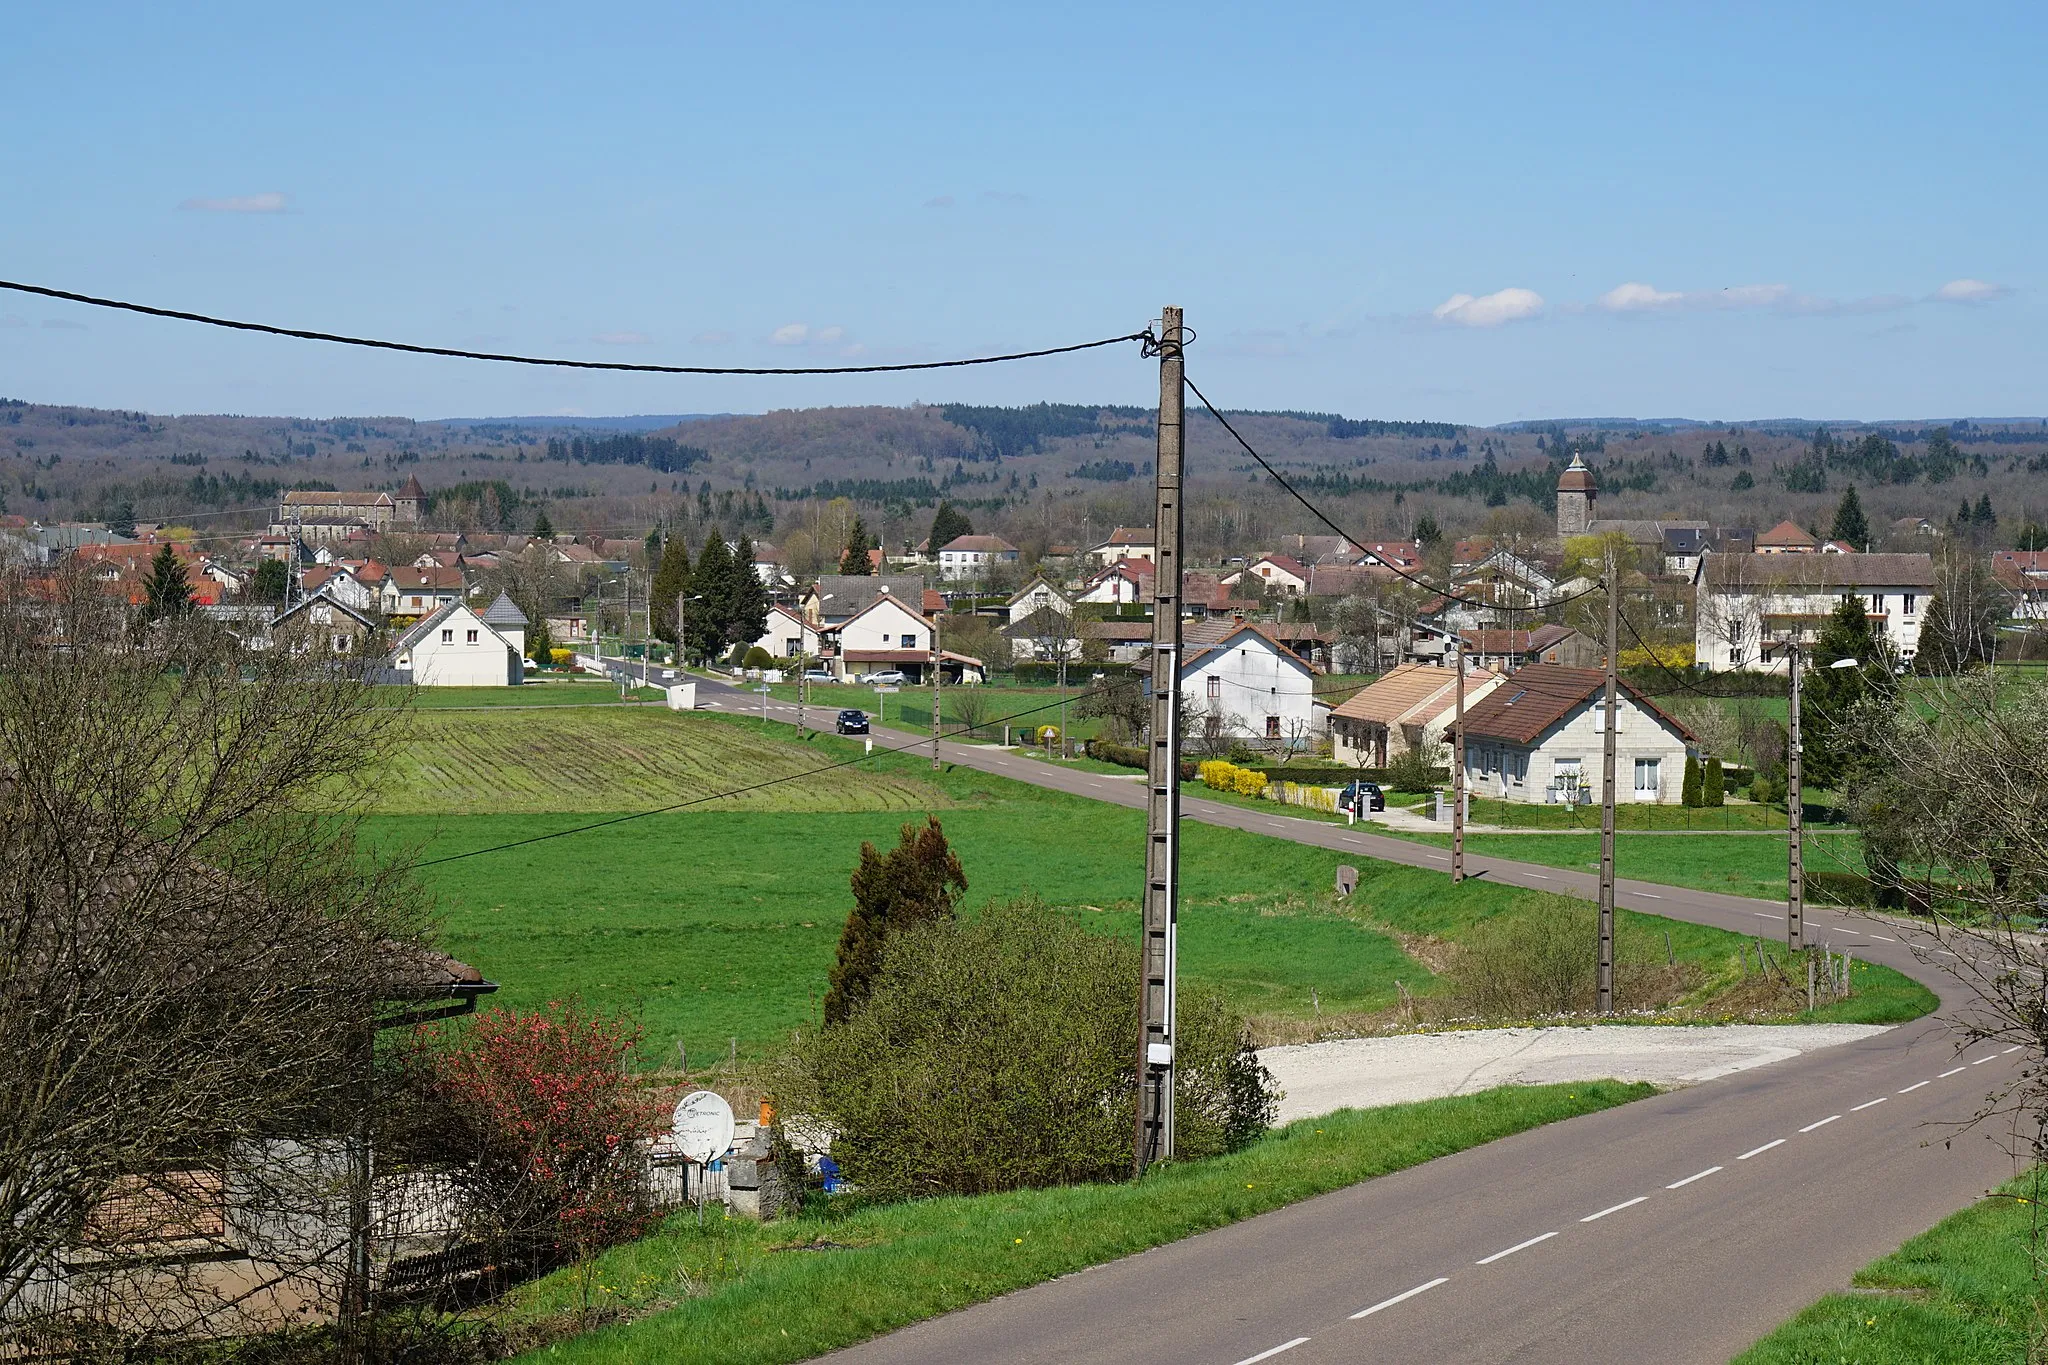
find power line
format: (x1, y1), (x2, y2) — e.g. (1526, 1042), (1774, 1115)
(0, 279), (1149, 376)
(1181, 372), (1606, 614)
(416, 673), (1147, 867)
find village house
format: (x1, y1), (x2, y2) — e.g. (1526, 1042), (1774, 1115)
(1992, 549), (2048, 621)
(1692, 552), (1935, 671)
(751, 603), (825, 660)
(936, 533), (1020, 582)
(1231, 553), (1310, 597)
(1453, 663), (1697, 804)
(1459, 624), (1599, 672)
(272, 589), (379, 654)
(1754, 520), (1820, 554)
(389, 597), (524, 686)
(1005, 577), (1074, 626)
(801, 576), (937, 628)
(1328, 661), (1509, 767)
(299, 564), (376, 613)
(1172, 620), (1320, 751)
(382, 565), (466, 617)
(274, 475), (426, 544)
(1075, 557), (1153, 605)
(1086, 526), (1155, 566)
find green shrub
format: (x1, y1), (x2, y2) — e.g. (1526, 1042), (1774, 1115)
(1382, 742), (1447, 794)
(1682, 753), (1703, 807)
(1439, 897), (1696, 1020)
(773, 898), (1276, 1201)
(742, 645), (776, 669)
(1702, 754), (1726, 806)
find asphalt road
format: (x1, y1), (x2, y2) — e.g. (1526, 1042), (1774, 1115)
(685, 674), (2019, 1364)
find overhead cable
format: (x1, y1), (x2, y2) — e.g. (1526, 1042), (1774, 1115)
(0, 279), (1149, 375)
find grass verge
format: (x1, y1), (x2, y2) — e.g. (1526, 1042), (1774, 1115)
(500, 1082), (1655, 1363)
(1734, 1167), (2048, 1364)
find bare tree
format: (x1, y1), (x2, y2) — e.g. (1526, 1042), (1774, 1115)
(0, 564), (435, 1356)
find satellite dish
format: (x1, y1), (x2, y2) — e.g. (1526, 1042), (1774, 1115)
(671, 1090), (736, 1164)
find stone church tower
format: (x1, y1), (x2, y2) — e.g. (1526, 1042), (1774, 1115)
(1556, 452), (1597, 537)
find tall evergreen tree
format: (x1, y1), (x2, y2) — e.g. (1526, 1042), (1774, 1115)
(726, 534), (770, 656)
(823, 818), (966, 1026)
(1974, 493), (1997, 533)
(650, 534), (692, 646)
(1701, 754), (1726, 806)
(1828, 485), (1870, 548)
(143, 544), (194, 620)
(839, 516), (875, 575)
(108, 502), (137, 538)
(1413, 513), (1443, 548)
(692, 535), (736, 662)
(1801, 595), (1891, 787)
(1681, 753), (1703, 807)
(928, 502), (973, 556)
(250, 558), (289, 605)
(532, 508), (555, 540)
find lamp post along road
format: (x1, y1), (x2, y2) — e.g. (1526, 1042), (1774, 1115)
(1135, 306), (1185, 1174)
(931, 612), (942, 770)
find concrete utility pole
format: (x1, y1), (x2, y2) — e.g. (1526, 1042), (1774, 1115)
(1452, 632), (1466, 883)
(1135, 306), (1185, 1175)
(931, 611), (942, 770)
(676, 591), (689, 673)
(1787, 637), (1805, 951)
(1598, 545), (1619, 1016)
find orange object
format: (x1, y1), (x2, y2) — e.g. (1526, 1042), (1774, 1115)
(759, 1099), (776, 1126)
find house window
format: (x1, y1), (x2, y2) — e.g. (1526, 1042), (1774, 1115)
(1729, 648), (1745, 667)
(1904, 593), (1917, 614)
(1869, 594), (1883, 613)
(1207, 677), (1222, 700)
(1265, 715), (1281, 739)
(466, 629), (478, 644)
(1633, 757), (1661, 799)
(901, 633), (916, 649)
(440, 629), (453, 644)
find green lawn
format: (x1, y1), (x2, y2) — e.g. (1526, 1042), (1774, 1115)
(1735, 1168), (2047, 1364)
(1386, 827), (1869, 901)
(763, 681), (1100, 742)
(498, 1083), (1656, 1364)
(1459, 796), (1795, 831)
(401, 680), (665, 709)
(372, 710), (1928, 1069)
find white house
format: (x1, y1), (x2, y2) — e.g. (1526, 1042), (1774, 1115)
(828, 593), (935, 681)
(1693, 552), (1934, 671)
(1328, 662), (1508, 767)
(272, 589), (378, 654)
(1175, 621), (1320, 751)
(936, 534), (1020, 583)
(382, 565), (466, 617)
(1005, 578), (1073, 626)
(300, 564), (376, 612)
(1231, 553), (1309, 597)
(752, 603), (825, 660)
(1075, 558), (1153, 605)
(1453, 663), (1697, 804)
(1087, 526), (1155, 566)
(391, 599), (524, 686)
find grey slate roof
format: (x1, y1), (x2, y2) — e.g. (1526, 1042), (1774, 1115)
(1701, 552), (1935, 590)
(481, 591), (529, 627)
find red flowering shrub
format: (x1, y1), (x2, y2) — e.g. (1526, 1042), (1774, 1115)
(415, 1003), (661, 1275)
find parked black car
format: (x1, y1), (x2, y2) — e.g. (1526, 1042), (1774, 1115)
(1338, 780), (1386, 814)
(836, 709), (870, 735)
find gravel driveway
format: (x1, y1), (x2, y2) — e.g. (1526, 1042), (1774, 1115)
(1260, 1023), (1893, 1123)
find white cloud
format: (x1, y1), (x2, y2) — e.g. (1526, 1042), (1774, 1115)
(178, 192), (289, 214)
(591, 330), (652, 345)
(1936, 278), (2013, 303)
(813, 325), (844, 344)
(770, 323), (810, 346)
(1432, 287), (1544, 327)
(1597, 282), (1683, 311)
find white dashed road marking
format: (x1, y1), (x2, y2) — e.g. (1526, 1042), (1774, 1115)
(1350, 1277), (1450, 1320)
(1476, 1231), (1558, 1265)
(1798, 1116), (1840, 1133)
(1939, 1067), (1966, 1078)
(1899, 1081), (1930, 1093)
(1581, 1196), (1649, 1222)
(1737, 1139), (1786, 1160)
(1850, 1098), (1886, 1112)
(1234, 1338), (1311, 1364)
(1666, 1166), (1721, 1189)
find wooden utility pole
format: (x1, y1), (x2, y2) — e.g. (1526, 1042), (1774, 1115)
(1787, 637), (1805, 951)
(1134, 306), (1185, 1175)
(931, 612), (942, 770)
(1451, 633), (1466, 883)
(1598, 546), (1619, 1016)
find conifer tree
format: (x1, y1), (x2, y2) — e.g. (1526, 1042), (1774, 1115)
(1802, 595), (1892, 786)
(143, 544), (194, 620)
(1681, 753), (1703, 807)
(928, 502), (973, 556)
(727, 533), (770, 656)
(650, 534), (692, 646)
(1828, 485), (1869, 548)
(823, 818), (966, 1025)
(532, 508), (555, 540)
(839, 516), (875, 575)
(1702, 753), (1725, 807)
(692, 535), (736, 663)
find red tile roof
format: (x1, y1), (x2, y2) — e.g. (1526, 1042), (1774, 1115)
(1455, 663), (1696, 747)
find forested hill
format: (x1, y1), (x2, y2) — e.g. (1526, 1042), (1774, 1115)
(3, 394), (2045, 554)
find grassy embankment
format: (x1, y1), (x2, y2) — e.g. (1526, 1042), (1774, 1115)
(362, 708), (1930, 1067)
(496, 1083), (1655, 1364)
(1735, 1168), (2048, 1364)
(761, 679), (1102, 743)
(402, 680), (666, 709)
(1382, 825), (1867, 902)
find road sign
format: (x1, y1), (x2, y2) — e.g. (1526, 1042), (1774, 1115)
(671, 1090), (735, 1164)
(873, 685), (900, 694)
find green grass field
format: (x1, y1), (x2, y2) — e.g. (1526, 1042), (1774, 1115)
(1735, 1168), (2046, 1364)
(372, 710), (1929, 1070)
(762, 680), (1101, 742)
(1386, 826), (1869, 901)
(368, 710), (951, 815)
(498, 1083), (1656, 1364)
(401, 680), (666, 709)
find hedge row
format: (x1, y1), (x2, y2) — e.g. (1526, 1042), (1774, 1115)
(1083, 739), (1198, 781)
(1247, 764), (1447, 787)
(1010, 661), (1137, 686)
(1197, 760), (1270, 796)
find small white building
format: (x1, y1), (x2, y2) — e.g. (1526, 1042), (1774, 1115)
(391, 599), (525, 686)
(752, 603), (825, 661)
(1232, 553), (1309, 597)
(1328, 662), (1508, 768)
(1693, 552), (1934, 671)
(1005, 578), (1073, 626)
(1075, 559), (1153, 605)
(272, 589), (377, 654)
(382, 565), (466, 617)
(1175, 622), (1320, 751)
(936, 534), (1020, 582)
(1087, 526), (1155, 566)
(1453, 664), (1697, 803)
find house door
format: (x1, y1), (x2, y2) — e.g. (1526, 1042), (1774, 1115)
(1633, 757), (1661, 802)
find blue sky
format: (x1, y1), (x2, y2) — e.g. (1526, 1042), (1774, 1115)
(2, 2), (2040, 425)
